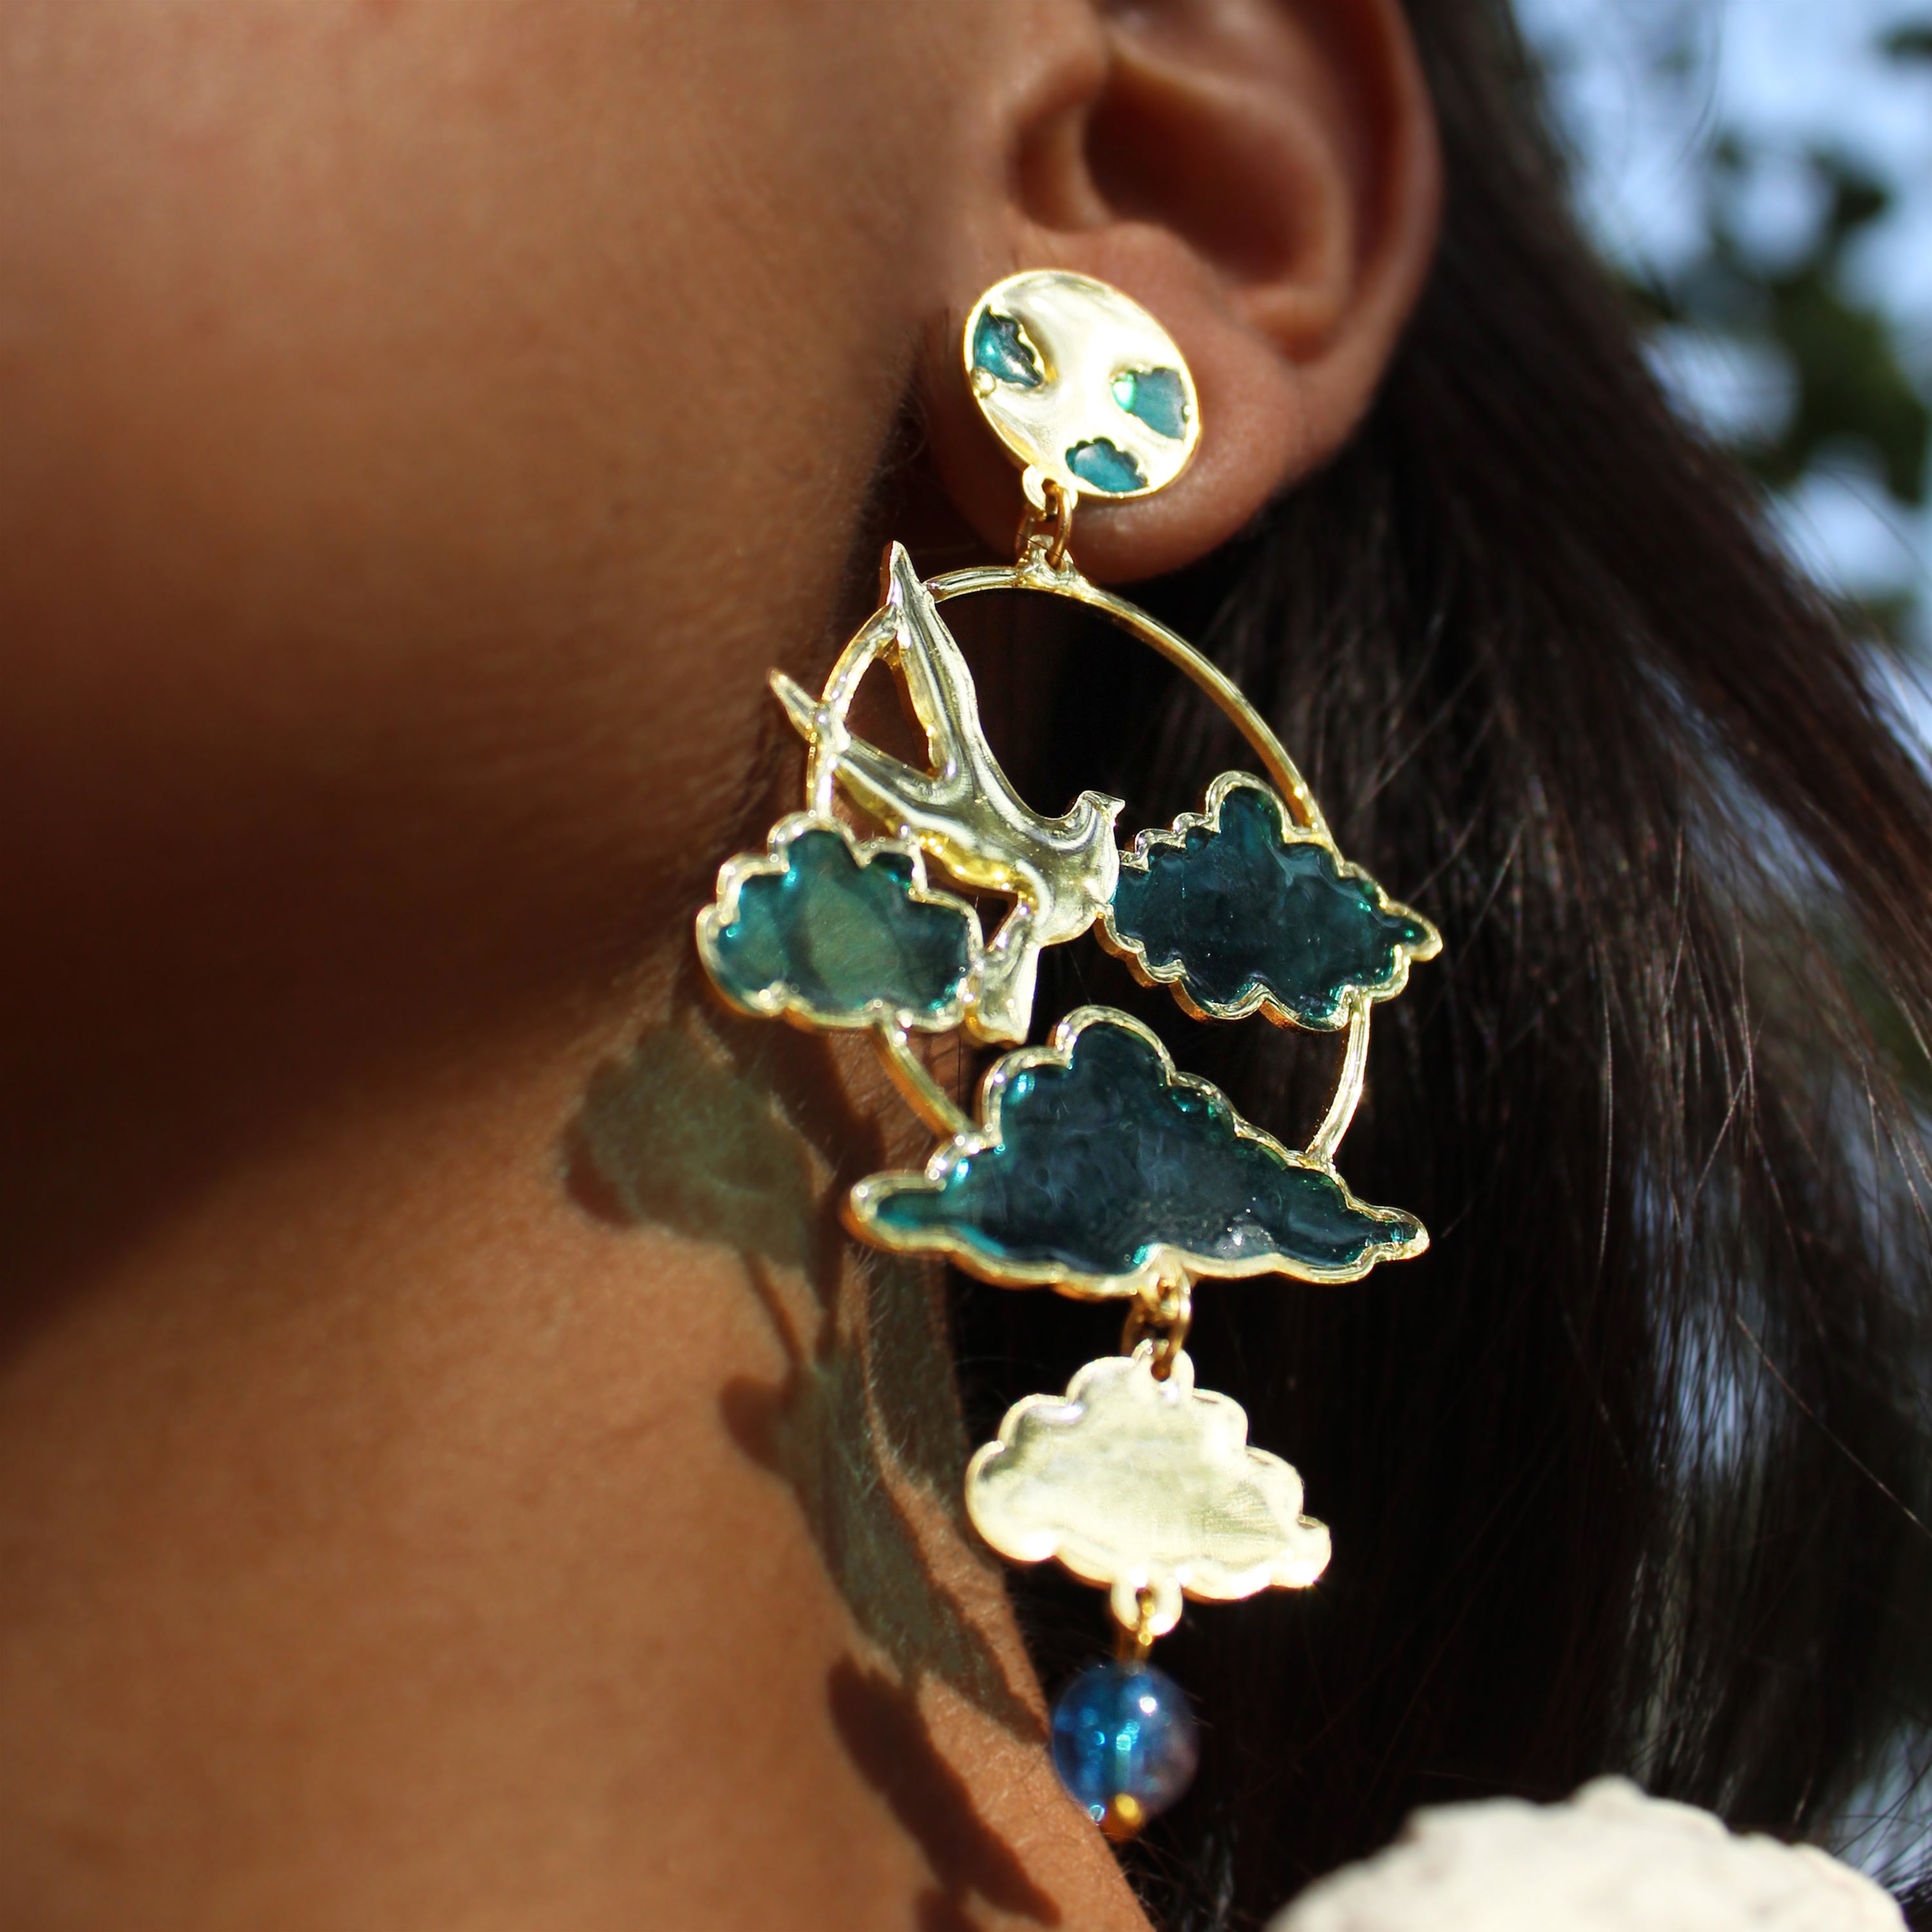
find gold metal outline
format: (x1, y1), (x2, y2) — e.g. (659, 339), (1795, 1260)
(846, 1003), (1428, 1301)
(1097, 769), (1443, 1032)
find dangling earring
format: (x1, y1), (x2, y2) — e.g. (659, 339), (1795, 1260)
(696, 271), (1438, 1841)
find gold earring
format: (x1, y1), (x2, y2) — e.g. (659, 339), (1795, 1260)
(696, 270), (1438, 1841)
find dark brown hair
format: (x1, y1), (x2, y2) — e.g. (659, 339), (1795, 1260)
(959, 2), (1932, 1923)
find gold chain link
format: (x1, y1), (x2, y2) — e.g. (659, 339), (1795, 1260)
(1013, 474), (1074, 569)
(1121, 1270), (1191, 1381)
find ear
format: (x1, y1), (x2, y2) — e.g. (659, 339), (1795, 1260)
(923, 0), (1441, 583)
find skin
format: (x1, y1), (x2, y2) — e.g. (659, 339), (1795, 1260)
(0, 1), (1439, 1926)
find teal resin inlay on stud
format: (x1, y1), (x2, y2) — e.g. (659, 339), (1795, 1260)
(1110, 366), (1189, 441)
(972, 311), (1044, 389)
(851, 1009), (1424, 1293)
(1105, 775), (1439, 1030)
(700, 817), (980, 1030)
(1066, 438), (1147, 494)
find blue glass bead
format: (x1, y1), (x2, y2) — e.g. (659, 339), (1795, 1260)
(1050, 1660), (1198, 1830)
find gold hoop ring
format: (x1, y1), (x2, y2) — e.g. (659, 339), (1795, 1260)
(806, 553), (1372, 1166)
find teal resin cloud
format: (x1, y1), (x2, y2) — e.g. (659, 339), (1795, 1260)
(697, 814), (982, 1032)
(1102, 773), (1440, 1030)
(849, 1007), (1426, 1297)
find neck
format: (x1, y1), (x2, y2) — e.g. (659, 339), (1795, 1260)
(0, 904), (1148, 1924)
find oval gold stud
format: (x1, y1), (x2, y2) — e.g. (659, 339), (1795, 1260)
(963, 270), (1202, 509)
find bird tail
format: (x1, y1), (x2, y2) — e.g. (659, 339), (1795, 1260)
(768, 670), (821, 744)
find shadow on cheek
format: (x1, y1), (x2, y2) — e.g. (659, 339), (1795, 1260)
(560, 979), (1044, 1743)
(828, 1655), (1063, 1932)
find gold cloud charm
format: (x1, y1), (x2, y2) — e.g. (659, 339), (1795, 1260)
(965, 1343), (1332, 1636)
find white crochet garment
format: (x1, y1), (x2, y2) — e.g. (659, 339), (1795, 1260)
(1271, 1777), (1903, 1932)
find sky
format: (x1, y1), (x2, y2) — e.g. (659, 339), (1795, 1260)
(1515, 0), (1932, 659)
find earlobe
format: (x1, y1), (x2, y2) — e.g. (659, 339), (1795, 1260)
(925, 0), (1440, 582)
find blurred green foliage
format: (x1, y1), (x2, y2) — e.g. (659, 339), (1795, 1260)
(1528, 2), (1932, 645)
(1653, 154), (1930, 509)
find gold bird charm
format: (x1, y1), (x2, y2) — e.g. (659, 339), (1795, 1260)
(772, 542), (1122, 1043)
